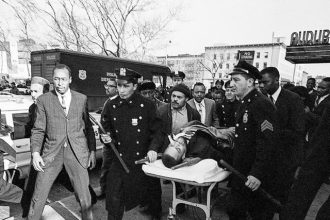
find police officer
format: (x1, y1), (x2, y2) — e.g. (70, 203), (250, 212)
(216, 80), (240, 128)
(101, 68), (163, 220)
(227, 61), (277, 220)
(164, 71), (185, 103)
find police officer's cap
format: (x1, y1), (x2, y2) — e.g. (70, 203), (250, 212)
(229, 61), (261, 80)
(171, 71), (185, 80)
(138, 80), (156, 91)
(114, 68), (141, 83)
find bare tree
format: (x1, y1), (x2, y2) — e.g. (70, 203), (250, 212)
(2, 0), (40, 77)
(198, 54), (225, 85)
(36, 0), (180, 58)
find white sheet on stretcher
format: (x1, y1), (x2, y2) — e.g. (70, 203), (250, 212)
(142, 159), (230, 184)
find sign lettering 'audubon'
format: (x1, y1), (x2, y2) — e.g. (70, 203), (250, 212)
(290, 30), (330, 46)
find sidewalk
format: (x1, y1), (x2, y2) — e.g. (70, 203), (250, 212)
(7, 182), (330, 219)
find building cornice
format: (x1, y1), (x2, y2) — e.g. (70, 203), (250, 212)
(205, 43), (286, 50)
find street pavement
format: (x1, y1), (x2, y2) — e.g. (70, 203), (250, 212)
(1, 162), (330, 219)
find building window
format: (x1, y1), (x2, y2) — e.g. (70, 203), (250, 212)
(264, 52), (268, 58)
(256, 52), (260, 58)
(219, 63), (223, 69)
(263, 62), (267, 68)
(227, 53), (230, 60)
(226, 63), (229, 69)
(214, 54), (217, 59)
(255, 62), (259, 68)
(213, 62), (217, 69)
(220, 54), (224, 60)
(234, 53), (238, 59)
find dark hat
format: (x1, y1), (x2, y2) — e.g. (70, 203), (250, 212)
(114, 68), (141, 83)
(171, 71), (185, 80)
(171, 83), (191, 98)
(229, 60), (261, 79)
(138, 80), (156, 91)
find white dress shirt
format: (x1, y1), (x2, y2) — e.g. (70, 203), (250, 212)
(269, 86), (281, 104)
(56, 89), (72, 115)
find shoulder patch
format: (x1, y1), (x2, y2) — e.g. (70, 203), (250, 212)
(261, 120), (273, 132)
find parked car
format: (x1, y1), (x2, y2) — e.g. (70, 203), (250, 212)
(0, 95), (103, 183)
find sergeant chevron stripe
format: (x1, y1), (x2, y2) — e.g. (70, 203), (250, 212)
(261, 120), (273, 132)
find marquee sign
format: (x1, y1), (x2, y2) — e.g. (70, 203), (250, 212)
(286, 29), (330, 64)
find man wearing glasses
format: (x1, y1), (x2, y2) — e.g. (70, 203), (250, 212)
(99, 76), (118, 198)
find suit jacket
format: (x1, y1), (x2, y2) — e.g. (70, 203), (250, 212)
(187, 98), (219, 128)
(158, 103), (200, 151)
(31, 90), (96, 169)
(274, 88), (305, 169)
(306, 94), (330, 137)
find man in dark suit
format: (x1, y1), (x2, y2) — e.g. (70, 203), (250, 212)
(306, 77), (330, 138)
(28, 64), (96, 220)
(138, 80), (166, 109)
(188, 82), (219, 128)
(280, 106), (330, 220)
(100, 68), (163, 220)
(306, 77), (318, 104)
(227, 61), (277, 220)
(259, 67), (305, 203)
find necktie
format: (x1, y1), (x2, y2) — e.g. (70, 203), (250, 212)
(270, 95), (275, 104)
(61, 95), (68, 148)
(198, 103), (203, 115)
(61, 95), (67, 115)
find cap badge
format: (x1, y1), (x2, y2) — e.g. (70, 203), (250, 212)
(132, 118), (138, 126)
(120, 68), (126, 76)
(243, 112), (248, 123)
(175, 70), (179, 76)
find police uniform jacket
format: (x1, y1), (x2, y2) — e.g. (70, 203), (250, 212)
(101, 92), (163, 210)
(231, 89), (277, 191)
(158, 103), (200, 151)
(216, 99), (240, 127)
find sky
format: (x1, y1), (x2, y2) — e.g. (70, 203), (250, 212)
(154, 0), (330, 77)
(1, 0), (330, 77)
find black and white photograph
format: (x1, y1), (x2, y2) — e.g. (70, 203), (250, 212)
(0, 0), (330, 219)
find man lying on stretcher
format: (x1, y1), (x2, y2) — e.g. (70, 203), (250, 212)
(162, 121), (234, 169)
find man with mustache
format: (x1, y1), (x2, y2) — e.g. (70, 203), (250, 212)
(158, 83), (200, 151)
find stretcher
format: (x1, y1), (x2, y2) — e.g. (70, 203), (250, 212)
(142, 159), (230, 220)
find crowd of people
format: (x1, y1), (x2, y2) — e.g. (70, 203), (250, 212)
(0, 61), (330, 220)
